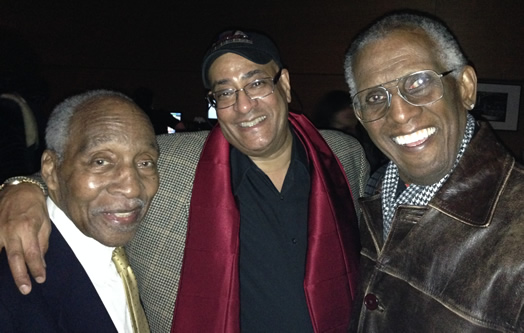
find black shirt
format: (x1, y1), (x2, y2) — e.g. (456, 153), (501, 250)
(231, 131), (314, 332)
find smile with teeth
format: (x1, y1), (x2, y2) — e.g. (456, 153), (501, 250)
(240, 116), (266, 128)
(112, 211), (135, 218)
(393, 127), (436, 146)
(102, 209), (141, 225)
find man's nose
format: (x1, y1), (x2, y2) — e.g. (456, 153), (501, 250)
(386, 88), (422, 124)
(234, 89), (256, 113)
(109, 165), (142, 198)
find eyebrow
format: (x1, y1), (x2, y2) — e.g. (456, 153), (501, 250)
(78, 134), (159, 155)
(213, 69), (265, 88)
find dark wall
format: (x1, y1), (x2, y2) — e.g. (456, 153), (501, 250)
(2, 0), (523, 157)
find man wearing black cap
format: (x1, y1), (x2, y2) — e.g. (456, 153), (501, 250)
(0, 30), (369, 332)
(171, 29), (365, 332)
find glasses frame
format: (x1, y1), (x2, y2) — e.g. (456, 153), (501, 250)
(207, 69), (283, 109)
(353, 69), (455, 123)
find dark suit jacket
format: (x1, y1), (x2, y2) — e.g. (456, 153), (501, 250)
(126, 129), (370, 332)
(0, 224), (117, 333)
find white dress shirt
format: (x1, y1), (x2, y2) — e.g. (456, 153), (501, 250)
(48, 197), (134, 333)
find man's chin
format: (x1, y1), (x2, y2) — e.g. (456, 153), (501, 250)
(399, 167), (450, 186)
(98, 233), (136, 247)
(92, 226), (138, 247)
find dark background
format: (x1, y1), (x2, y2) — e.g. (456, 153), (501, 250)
(2, 0), (523, 158)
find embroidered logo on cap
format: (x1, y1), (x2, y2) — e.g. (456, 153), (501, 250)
(210, 30), (253, 52)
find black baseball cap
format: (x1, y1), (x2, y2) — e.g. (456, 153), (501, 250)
(202, 30), (282, 89)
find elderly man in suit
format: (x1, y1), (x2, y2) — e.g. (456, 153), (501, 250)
(0, 31), (369, 332)
(0, 90), (158, 332)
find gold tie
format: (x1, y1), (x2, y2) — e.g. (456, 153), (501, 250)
(112, 246), (150, 333)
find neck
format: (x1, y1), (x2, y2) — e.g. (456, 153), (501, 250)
(250, 132), (293, 192)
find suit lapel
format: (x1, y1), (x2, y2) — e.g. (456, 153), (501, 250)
(42, 224), (118, 332)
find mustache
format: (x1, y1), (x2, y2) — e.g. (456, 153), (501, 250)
(91, 198), (146, 215)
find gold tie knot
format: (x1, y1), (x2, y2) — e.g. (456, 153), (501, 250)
(112, 246), (130, 273)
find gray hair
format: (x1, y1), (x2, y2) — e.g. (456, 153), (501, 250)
(45, 90), (132, 160)
(344, 12), (468, 96)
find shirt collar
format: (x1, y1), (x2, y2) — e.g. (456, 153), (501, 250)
(48, 197), (115, 270)
(230, 128), (309, 195)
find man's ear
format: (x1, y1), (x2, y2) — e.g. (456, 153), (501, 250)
(279, 68), (292, 103)
(41, 150), (60, 192)
(458, 65), (477, 110)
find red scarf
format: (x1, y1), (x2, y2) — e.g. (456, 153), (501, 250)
(171, 113), (360, 332)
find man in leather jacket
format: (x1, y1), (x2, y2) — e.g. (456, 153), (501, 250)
(344, 11), (524, 332)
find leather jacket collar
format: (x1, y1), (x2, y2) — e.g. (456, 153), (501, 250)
(429, 121), (514, 226)
(361, 121), (515, 231)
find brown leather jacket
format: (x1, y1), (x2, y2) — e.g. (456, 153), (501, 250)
(352, 121), (524, 332)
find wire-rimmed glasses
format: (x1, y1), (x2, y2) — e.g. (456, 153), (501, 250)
(207, 69), (282, 109)
(352, 69), (455, 122)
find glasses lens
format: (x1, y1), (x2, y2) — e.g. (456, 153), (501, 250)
(400, 70), (444, 105)
(354, 87), (389, 122)
(212, 89), (236, 109)
(245, 78), (274, 99)
(211, 78), (276, 109)
(354, 70), (448, 122)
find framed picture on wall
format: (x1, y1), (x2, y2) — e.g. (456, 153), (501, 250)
(472, 82), (521, 131)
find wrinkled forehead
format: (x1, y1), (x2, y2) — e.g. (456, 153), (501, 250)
(353, 29), (440, 90)
(69, 98), (154, 145)
(358, 29), (439, 64)
(72, 98), (145, 126)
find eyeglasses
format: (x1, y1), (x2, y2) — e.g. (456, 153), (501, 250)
(352, 69), (455, 123)
(207, 69), (282, 109)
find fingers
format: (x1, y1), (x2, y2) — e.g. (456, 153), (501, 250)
(4, 220), (48, 294)
(6, 238), (35, 295)
(22, 198), (51, 285)
(0, 182), (50, 294)
(23, 235), (47, 287)
(27, 215), (52, 282)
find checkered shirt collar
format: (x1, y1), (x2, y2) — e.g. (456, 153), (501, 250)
(381, 113), (476, 240)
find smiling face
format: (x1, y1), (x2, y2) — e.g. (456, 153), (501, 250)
(353, 29), (476, 185)
(42, 97), (159, 246)
(208, 53), (293, 160)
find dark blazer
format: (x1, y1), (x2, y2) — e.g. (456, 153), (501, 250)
(126, 128), (370, 332)
(0, 223), (117, 333)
